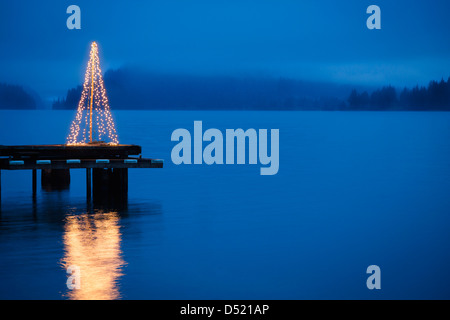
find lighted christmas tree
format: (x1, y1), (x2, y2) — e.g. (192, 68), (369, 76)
(67, 42), (119, 145)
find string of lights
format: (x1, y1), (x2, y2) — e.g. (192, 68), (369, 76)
(67, 42), (119, 145)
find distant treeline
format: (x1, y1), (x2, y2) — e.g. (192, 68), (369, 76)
(348, 78), (450, 110)
(52, 68), (352, 110)
(0, 83), (37, 109)
(52, 70), (450, 111)
(53, 86), (82, 110)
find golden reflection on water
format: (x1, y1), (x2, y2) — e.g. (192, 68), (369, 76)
(61, 211), (125, 300)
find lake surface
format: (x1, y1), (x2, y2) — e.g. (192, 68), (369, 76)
(1, 110), (450, 299)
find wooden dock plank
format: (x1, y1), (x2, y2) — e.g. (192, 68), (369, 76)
(0, 158), (163, 170)
(0, 144), (142, 159)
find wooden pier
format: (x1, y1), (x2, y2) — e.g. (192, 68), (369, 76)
(0, 144), (163, 205)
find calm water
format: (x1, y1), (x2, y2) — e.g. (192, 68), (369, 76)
(1, 110), (450, 299)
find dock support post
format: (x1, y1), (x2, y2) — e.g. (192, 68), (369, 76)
(32, 169), (37, 198)
(86, 168), (92, 202)
(41, 169), (71, 191)
(92, 168), (128, 208)
(123, 168), (128, 195)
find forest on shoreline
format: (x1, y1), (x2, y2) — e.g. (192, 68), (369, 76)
(2, 71), (449, 111)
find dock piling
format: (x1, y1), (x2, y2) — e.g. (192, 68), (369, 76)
(92, 168), (128, 206)
(41, 169), (70, 191)
(86, 168), (92, 202)
(32, 169), (37, 198)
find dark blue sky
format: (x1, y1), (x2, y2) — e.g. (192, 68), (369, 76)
(1, 0), (450, 103)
